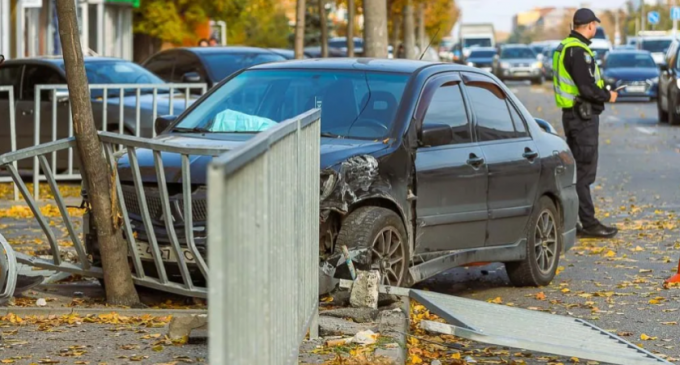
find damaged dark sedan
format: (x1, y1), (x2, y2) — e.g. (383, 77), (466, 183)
(85, 59), (578, 291)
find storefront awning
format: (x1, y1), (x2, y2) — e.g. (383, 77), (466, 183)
(106, 0), (140, 8)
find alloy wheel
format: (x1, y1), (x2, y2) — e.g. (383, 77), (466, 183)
(370, 227), (406, 286)
(535, 210), (557, 275)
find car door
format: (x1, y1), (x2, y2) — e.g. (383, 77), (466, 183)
(0, 64), (22, 155)
(659, 41), (677, 110)
(461, 72), (541, 247)
(414, 73), (488, 253)
(16, 65), (70, 171)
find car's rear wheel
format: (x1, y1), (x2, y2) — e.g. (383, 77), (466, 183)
(505, 196), (562, 287)
(658, 93), (669, 123)
(335, 206), (410, 287)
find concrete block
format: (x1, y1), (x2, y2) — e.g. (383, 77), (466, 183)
(167, 314), (208, 344)
(318, 316), (378, 337)
(320, 307), (379, 323)
(350, 270), (380, 309)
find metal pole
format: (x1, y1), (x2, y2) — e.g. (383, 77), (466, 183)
(674, 0), (678, 38)
(641, 2), (646, 33)
(615, 10), (620, 46)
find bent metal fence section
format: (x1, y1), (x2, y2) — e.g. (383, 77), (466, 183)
(0, 86), (18, 199)
(208, 109), (321, 364)
(0, 131), (231, 298)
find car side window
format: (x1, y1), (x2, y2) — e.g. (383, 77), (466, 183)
(0, 65), (22, 100)
(22, 66), (65, 101)
(144, 52), (175, 81)
(173, 52), (206, 83)
(508, 102), (529, 138)
(422, 82), (471, 144)
(465, 80), (517, 141)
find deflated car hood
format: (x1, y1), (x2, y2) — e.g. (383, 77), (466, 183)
(116, 134), (390, 185)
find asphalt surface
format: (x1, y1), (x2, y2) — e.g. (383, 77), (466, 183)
(417, 82), (680, 364)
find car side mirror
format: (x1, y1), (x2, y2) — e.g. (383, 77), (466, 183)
(182, 72), (202, 83)
(419, 123), (453, 147)
(534, 118), (557, 134)
(155, 115), (177, 135)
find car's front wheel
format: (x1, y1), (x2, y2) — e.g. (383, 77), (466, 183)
(505, 196), (562, 287)
(658, 93), (668, 123)
(335, 206), (410, 287)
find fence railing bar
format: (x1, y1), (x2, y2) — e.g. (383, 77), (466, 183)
(181, 154), (208, 280)
(15, 253), (102, 277)
(0, 235), (18, 300)
(135, 88), (141, 137)
(119, 87), (124, 136)
(67, 102), (74, 175)
(37, 155), (89, 269)
(102, 143), (145, 279)
(7, 87), (18, 201)
(184, 88), (190, 109)
(127, 147), (169, 284)
(98, 132), (231, 156)
(153, 151), (193, 290)
(51, 91), (58, 172)
(6, 163), (62, 266)
(169, 87), (174, 116)
(102, 88), (108, 131)
(152, 89), (158, 138)
(0, 138), (77, 165)
(33, 91), (41, 201)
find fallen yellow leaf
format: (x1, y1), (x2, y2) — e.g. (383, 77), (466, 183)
(604, 250), (616, 258)
(556, 266), (565, 275)
(451, 352), (461, 360)
(640, 334), (657, 341)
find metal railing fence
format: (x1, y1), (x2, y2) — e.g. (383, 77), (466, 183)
(208, 109), (321, 364)
(0, 86), (18, 199)
(0, 130), (229, 298)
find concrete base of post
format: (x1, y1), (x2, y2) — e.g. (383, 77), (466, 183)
(167, 314), (208, 344)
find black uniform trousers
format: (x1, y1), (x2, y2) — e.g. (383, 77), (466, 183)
(562, 109), (600, 229)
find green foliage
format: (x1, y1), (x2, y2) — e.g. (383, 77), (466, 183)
(134, 0), (290, 48)
(625, 5), (674, 36)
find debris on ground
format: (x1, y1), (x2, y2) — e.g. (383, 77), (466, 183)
(350, 270), (380, 309)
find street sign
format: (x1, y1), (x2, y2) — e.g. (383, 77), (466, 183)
(672, 7), (680, 21)
(648, 11), (660, 25)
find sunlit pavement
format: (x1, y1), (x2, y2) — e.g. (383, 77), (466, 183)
(417, 81), (680, 364)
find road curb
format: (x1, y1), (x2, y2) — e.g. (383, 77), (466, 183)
(0, 307), (207, 317)
(375, 296), (410, 365)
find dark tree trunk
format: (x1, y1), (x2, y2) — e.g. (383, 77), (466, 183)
(319, 0), (328, 57)
(55, 0), (140, 306)
(347, 0), (355, 57)
(294, 0), (307, 59)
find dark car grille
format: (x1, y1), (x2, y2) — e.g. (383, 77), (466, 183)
(121, 184), (208, 223)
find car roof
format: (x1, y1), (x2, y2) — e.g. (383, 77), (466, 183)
(469, 47), (497, 52)
(608, 50), (652, 55)
(639, 36), (674, 40)
(248, 58), (439, 73)
(500, 44), (530, 48)
(174, 46), (278, 55)
(2, 56), (128, 66)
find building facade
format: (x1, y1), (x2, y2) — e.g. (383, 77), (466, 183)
(1, 0), (136, 60)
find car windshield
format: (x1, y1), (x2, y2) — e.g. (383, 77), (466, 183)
(531, 45), (544, 54)
(606, 53), (656, 68)
(59, 60), (165, 98)
(501, 48), (535, 59)
(173, 69), (410, 139)
(469, 50), (496, 58)
(202, 53), (286, 82)
(640, 39), (672, 53)
(464, 38), (492, 48)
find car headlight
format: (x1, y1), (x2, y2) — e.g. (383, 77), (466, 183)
(533, 62), (542, 69)
(320, 173), (337, 201)
(500, 62), (510, 68)
(467, 62), (475, 67)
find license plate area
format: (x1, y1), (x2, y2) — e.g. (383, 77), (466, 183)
(132, 241), (197, 264)
(626, 85), (646, 93)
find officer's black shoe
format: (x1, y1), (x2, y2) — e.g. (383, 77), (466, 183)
(580, 223), (618, 239)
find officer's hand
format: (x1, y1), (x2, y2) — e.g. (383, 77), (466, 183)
(609, 91), (618, 103)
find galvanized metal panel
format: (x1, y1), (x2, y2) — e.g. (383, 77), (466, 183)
(413, 290), (672, 365)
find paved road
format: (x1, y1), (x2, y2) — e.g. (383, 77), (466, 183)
(418, 82), (680, 364)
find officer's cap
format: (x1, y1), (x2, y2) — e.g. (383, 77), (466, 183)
(573, 8), (601, 26)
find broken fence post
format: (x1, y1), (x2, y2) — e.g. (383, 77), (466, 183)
(341, 245), (357, 280)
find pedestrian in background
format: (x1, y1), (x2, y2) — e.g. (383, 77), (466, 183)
(553, 8), (618, 238)
(396, 44), (405, 59)
(209, 37), (219, 47)
(198, 39), (209, 47)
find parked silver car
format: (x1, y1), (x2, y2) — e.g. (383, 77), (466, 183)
(493, 44), (544, 85)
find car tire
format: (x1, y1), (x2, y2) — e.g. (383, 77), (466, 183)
(505, 196), (562, 287)
(658, 94), (669, 123)
(335, 206), (410, 287)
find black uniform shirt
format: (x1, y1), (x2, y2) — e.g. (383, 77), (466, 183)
(562, 30), (611, 114)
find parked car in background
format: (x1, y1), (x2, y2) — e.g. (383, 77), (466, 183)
(638, 36), (673, 66)
(142, 47), (286, 90)
(493, 44), (544, 84)
(108, 58), (578, 289)
(269, 48), (310, 60)
(439, 37), (455, 62)
(658, 38), (680, 125)
(616, 45), (636, 50)
(329, 37), (364, 55)
(303, 47), (346, 58)
(0, 56), (191, 170)
(541, 48), (556, 79)
(602, 50), (658, 99)
(466, 47), (497, 72)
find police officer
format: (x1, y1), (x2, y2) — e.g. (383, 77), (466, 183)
(553, 8), (618, 238)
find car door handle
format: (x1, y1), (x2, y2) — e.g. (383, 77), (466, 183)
(523, 148), (539, 161)
(21, 109), (33, 116)
(466, 153), (485, 168)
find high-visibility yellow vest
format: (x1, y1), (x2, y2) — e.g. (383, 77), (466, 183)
(553, 37), (605, 108)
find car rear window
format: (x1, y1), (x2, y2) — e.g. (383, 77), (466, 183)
(202, 53), (286, 82)
(501, 48), (536, 59)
